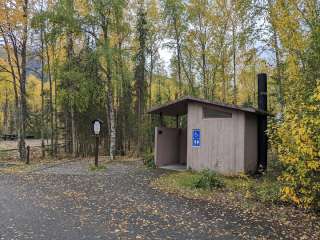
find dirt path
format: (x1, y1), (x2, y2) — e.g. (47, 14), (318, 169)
(0, 160), (301, 239)
(0, 139), (51, 150)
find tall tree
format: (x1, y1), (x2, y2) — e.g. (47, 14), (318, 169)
(134, 1), (148, 154)
(0, 0), (30, 160)
(162, 0), (186, 96)
(187, 0), (213, 99)
(146, 0), (161, 108)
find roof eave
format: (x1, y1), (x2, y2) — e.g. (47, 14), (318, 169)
(147, 96), (270, 116)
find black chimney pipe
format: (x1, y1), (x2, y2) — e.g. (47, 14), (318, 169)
(257, 73), (268, 171)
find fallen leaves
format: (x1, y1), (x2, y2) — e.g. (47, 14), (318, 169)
(152, 171), (320, 239)
(0, 160), (319, 239)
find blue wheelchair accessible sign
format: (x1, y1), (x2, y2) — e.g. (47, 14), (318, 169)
(192, 129), (201, 147)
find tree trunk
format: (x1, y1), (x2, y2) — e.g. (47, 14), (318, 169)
(45, 35), (54, 156)
(221, 52), (226, 102)
(232, 20), (237, 104)
(107, 88), (116, 160)
(174, 17), (182, 96)
(0, 28), (21, 158)
(201, 44), (207, 98)
(198, 14), (208, 99)
(135, 4), (147, 155)
(273, 30), (284, 110)
(64, 111), (68, 153)
(19, 0), (29, 161)
(181, 49), (195, 95)
(71, 104), (76, 157)
(40, 27), (46, 158)
(149, 50), (154, 108)
(66, 4), (75, 155)
(3, 90), (9, 134)
(101, 14), (116, 160)
(117, 41), (126, 155)
(268, 0), (284, 111)
(105, 44), (116, 160)
(54, 58), (59, 156)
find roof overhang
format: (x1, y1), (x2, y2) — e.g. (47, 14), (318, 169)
(148, 97), (189, 116)
(147, 96), (269, 117)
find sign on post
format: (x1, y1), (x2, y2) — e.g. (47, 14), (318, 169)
(93, 120), (101, 135)
(92, 119), (103, 167)
(192, 129), (201, 147)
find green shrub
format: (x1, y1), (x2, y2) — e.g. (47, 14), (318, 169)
(143, 153), (156, 169)
(253, 179), (282, 203)
(191, 170), (224, 190)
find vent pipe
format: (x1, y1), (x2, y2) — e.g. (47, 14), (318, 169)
(257, 73), (268, 171)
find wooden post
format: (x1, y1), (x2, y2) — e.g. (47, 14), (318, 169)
(26, 146), (30, 164)
(257, 73), (268, 171)
(95, 136), (99, 167)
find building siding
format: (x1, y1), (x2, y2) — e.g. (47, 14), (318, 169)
(155, 127), (187, 167)
(155, 127), (180, 166)
(187, 103), (246, 174)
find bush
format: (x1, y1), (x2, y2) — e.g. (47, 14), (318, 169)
(253, 179), (282, 203)
(191, 170), (224, 190)
(143, 153), (156, 169)
(269, 84), (320, 209)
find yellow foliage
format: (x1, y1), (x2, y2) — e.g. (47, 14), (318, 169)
(266, 0), (320, 209)
(27, 75), (42, 111)
(281, 186), (300, 204)
(150, 75), (180, 104)
(270, 84), (320, 209)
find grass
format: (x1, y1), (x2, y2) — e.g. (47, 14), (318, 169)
(89, 164), (107, 171)
(152, 171), (217, 199)
(0, 147), (9, 159)
(223, 173), (282, 204)
(152, 167), (282, 205)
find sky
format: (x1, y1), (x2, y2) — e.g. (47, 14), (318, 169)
(159, 45), (173, 72)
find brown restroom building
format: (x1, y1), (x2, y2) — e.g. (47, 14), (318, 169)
(148, 74), (269, 175)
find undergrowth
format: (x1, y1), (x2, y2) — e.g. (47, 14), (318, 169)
(191, 170), (224, 190)
(89, 164), (107, 171)
(143, 153), (156, 169)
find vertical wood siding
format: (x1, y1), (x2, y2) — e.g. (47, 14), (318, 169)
(187, 103), (251, 174)
(155, 127), (180, 166)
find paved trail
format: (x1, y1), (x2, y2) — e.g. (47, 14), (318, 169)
(0, 161), (287, 239)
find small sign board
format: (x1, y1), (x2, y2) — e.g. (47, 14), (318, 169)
(192, 129), (201, 147)
(93, 121), (101, 135)
(92, 119), (103, 135)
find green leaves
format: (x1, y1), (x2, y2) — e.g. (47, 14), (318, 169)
(191, 170), (225, 190)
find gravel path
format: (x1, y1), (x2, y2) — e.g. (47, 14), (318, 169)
(0, 160), (289, 239)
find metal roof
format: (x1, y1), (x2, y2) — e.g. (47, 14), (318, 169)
(147, 96), (268, 116)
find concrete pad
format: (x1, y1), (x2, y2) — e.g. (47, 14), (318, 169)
(160, 164), (187, 171)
